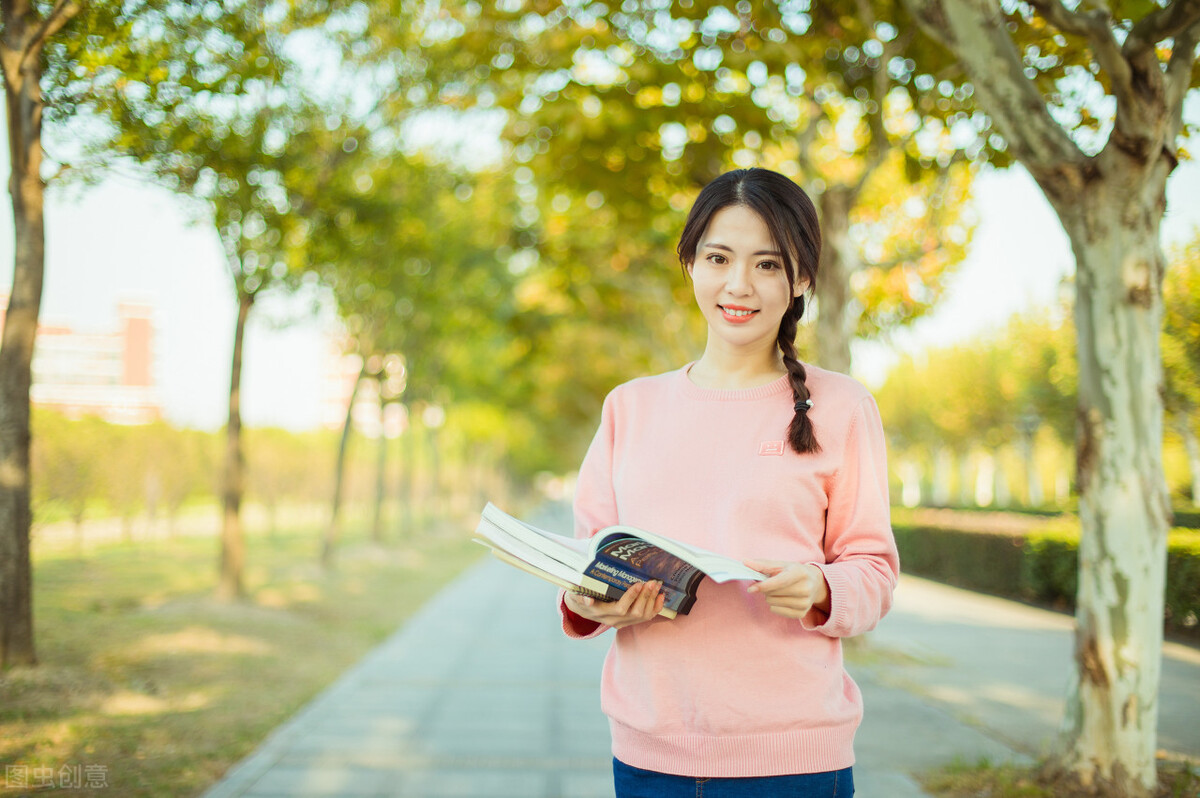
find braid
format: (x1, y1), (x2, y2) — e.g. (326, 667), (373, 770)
(778, 298), (820, 454)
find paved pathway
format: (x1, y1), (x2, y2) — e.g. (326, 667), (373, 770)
(867, 576), (1200, 760)
(201, 509), (1200, 797)
(201, 556), (615, 798)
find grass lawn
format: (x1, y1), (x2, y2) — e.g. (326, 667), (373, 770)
(922, 758), (1200, 798)
(1, 513), (486, 797)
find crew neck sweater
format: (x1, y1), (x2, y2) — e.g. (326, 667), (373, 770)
(559, 362), (899, 778)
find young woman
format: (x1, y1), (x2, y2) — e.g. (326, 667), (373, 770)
(560, 168), (899, 798)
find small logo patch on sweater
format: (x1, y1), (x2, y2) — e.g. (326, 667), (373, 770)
(758, 441), (785, 456)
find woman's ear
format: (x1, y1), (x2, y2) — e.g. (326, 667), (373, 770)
(793, 277), (810, 297)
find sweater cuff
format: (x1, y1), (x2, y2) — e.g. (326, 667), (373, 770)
(800, 563), (845, 635)
(558, 588), (610, 640)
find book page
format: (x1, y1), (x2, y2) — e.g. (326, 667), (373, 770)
(593, 525), (766, 583)
(477, 504), (589, 571)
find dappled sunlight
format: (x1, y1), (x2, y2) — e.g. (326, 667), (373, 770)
(925, 681), (1062, 722)
(0, 717), (80, 772)
(891, 576), (1076, 633)
(100, 688), (211, 717)
(255, 583), (324, 609)
(131, 626), (273, 657)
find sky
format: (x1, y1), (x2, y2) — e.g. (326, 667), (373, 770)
(1, 140), (1199, 431)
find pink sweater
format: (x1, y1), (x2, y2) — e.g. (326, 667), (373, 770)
(559, 363), (899, 777)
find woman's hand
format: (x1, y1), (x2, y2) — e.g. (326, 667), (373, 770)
(563, 580), (666, 629)
(744, 559), (831, 620)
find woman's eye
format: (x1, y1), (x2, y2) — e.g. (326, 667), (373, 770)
(707, 253), (726, 264)
(758, 261), (780, 270)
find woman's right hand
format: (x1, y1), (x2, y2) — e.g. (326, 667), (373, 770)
(563, 580), (666, 629)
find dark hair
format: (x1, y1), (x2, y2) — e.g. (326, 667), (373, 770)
(676, 168), (822, 454)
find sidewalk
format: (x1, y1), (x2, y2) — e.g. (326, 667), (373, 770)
(201, 517), (1200, 797)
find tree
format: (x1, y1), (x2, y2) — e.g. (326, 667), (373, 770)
(74, 2), (350, 597)
(435, 1), (985, 373)
(0, 0), (83, 666)
(878, 306), (1078, 508)
(30, 409), (104, 553)
(302, 139), (526, 558)
(896, 1), (1200, 792)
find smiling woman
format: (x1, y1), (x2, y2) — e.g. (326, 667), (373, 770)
(556, 168), (899, 798)
(677, 168), (823, 455)
(687, 205), (805, 372)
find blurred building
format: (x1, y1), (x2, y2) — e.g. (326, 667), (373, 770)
(0, 296), (162, 424)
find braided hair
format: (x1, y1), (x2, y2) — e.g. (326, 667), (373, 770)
(677, 168), (822, 454)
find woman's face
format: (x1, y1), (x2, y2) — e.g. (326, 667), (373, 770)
(687, 204), (807, 355)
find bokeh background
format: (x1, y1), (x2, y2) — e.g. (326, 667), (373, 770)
(1, 2), (1198, 795)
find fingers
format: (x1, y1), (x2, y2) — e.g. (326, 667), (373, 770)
(748, 562), (809, 595)
(563, 591), (594, 613)
(745, 562), (823, 619)
(566, 581), (665, 628)
(615, 581), (664, 627)
(614, 580), (647, 614)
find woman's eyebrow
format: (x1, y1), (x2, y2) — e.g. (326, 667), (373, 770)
(701, 242), (783, 257)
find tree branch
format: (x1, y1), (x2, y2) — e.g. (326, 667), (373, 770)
(1164, 18), (1200, 135)
(1126, 0), (1200, 58)
(1026, 0), (1092, 36)
(20, 0), (79, 71)
(1026, 0), (1135, 110)
(901, 0), (1084, 171)
(792, 92), (826, 177)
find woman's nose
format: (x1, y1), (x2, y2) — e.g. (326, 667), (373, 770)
(724, 262), (753, 295)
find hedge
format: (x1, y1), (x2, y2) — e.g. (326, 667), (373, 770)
(1173, 509), (1200, 529)
(891, 521), (1200, 640)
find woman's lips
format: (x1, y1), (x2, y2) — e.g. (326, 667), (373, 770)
(719, 305), (759, 324)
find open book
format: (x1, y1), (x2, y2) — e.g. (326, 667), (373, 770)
(474, 503), (765, 618)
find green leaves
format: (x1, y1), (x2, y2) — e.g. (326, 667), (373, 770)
(1164, 235), (1200, 420)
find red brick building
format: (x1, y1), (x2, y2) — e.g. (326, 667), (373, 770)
(0, 296), (162, 424)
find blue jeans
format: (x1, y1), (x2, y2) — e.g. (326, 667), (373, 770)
(613, 758), (854, 798)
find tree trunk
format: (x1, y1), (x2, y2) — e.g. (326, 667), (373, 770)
(1048, 183), (1171, 796)
(1022, 433), (1044, 508)
(0, 7), (53, 667)
(399, 411), (415, 540)
(371, 390), (388, 544)
(1179, 418), (1200, 508)
(957, 451), (972, 507)
(891, 1), (1191, 788)
(932, 448), (953, 506)
(73, 513), (85, 558)
(426, 421), (441, 520)
(322, 363), (365, 568)
(993, 461), (1010, 508)
(974, 452), (995, 506)
(898, 459), (921, 507)
(814, 185), (858, 374)
(217, 289), (255, 601)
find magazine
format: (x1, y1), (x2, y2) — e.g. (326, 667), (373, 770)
(474, 503), (765, 617)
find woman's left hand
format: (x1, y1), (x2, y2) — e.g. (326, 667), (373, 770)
(743, 559), (832, 620)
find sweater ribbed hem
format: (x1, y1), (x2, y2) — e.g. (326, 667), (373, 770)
(609, 719), (857, 778)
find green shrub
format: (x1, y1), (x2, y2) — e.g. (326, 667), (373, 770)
(1173, 509), (1200, 529)
(1022, 530), (1078, 609)
(893, 519), (1200, 639)
(1165, 531), (1200, 633)
(892, 525), (1026, 596)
